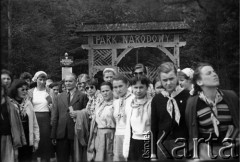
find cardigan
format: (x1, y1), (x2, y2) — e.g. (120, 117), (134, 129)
(185, 90), (239, 150)
(7, 97), (27, 149)
(11, 98), (40, 147)
(123, 96), (152, 159)
(151, 89), (190, 156)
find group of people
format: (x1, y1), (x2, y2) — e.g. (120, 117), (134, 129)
(1, 61), (239, 162)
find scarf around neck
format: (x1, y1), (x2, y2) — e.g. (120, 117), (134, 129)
(161, 85), (183, 125)
(199, 90), (223, 137)
(130, 95), (150, 120)
(117, 91), (131, 121)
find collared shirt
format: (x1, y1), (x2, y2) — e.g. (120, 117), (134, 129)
(67, 88), (77, 102)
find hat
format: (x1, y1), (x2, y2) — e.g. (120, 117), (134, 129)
(181, 68), (194, 79)
(103, 68), (116, 75)
(32, 71), (47, 82)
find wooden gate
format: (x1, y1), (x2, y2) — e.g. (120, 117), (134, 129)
(77, 21), (189, 80)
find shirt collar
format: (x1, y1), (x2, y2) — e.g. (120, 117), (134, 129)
(68, 88), (77, 96)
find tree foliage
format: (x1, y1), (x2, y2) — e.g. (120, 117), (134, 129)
(1, 0), (239, 93)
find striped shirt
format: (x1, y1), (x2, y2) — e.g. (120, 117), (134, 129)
(197, 98), (233, 141)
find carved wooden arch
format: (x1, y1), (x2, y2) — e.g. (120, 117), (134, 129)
(78, 22), (189, 78)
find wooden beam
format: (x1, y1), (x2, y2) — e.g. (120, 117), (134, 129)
(81, 41), (186, 50)
(157, 46), (176, 64)
(112, 49), (117, 66)
(115, 47), (133, 65)
(88, 36), (94, 77)
(174, 34), (180, 68)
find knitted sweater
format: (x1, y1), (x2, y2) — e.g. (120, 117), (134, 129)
(185, 90), (239, 150)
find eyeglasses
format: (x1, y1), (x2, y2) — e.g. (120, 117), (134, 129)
(20, 88), (28, 92)
(133, 72), (144, 76)
(85, 86), (95, 91)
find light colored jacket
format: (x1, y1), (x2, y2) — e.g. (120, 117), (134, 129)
(122, 97), (152, 159)
(12, 98), (40, 146)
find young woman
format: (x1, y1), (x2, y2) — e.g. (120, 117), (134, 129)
(88, 82), (115, 161)
(129, 63), (154, 97)
(85, 79), (102, 119)
(28, 71), (53, 162)
(152, 77), (164, 95)
(186, 63), (239, 159)
(178, 68), (194, 94)
(1, 84), (26, 162)
(112, 74), (133, 161)
(1, 69), (13, 89)
(8, 79), (40, 162)
(123, 75), (152, 161)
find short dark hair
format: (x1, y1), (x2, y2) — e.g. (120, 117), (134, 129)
(100, 81), (113, 90)
(153, 77), (161, 87)
(112, 74), (129, 85)
(178, 71), (189, 80)
(86, 78), (98, 88)
(133, 63), (147, 74)
(1, 69), (13, 81)
(49, 82), (59, 89)
(8, 79), (28, 99)
(130, 75), (150, 88)
(19, 72), (32, 80)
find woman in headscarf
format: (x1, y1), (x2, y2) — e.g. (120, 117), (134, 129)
(178, 67), (194, 95)
(28, 71), (53, 162)
(123, 75), (152, 161)
(185, 63), (239, 159)
(8, 79), (40, 162)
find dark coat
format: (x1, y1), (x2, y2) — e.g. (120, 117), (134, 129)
(51, 90), (88, 140)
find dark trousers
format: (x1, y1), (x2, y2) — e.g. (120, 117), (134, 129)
(18, 145), (33, 162)
(128, 138), (151, 161)
(56, 138), (74, 162)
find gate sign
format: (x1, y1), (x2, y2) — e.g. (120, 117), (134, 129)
(60, 53), (73, 67)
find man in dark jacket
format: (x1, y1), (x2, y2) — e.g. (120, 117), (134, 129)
(51, 73), (88, 162)
(151, 62), (189, 159)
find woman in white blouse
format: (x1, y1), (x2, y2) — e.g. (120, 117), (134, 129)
(112, 74), (133, 161)
(28, 71), (53, 162)
(123, 75), (152, 161)
(88, 81), (115, 161)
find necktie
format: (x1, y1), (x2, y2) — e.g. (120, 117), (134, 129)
(67, 91), (71, 106)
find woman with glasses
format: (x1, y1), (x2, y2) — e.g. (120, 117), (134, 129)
(112, 74), (133, 161)
(77, 74), (90, 93)
(186, 63), (239, 159)
(88, 82), (115, 161)
(8, 79), (40, 162)
(1, 84), (26, 162)
(123, 75), (152, 161)
(28, 71), (53, 162)
(85, 79), (103, 119)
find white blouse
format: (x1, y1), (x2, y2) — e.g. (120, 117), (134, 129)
(32, 88), (49, 112)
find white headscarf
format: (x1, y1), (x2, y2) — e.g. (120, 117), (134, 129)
(181, 68), (194, 79)
(103, 68), (116, 75)
(32, 71), (47, 82)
